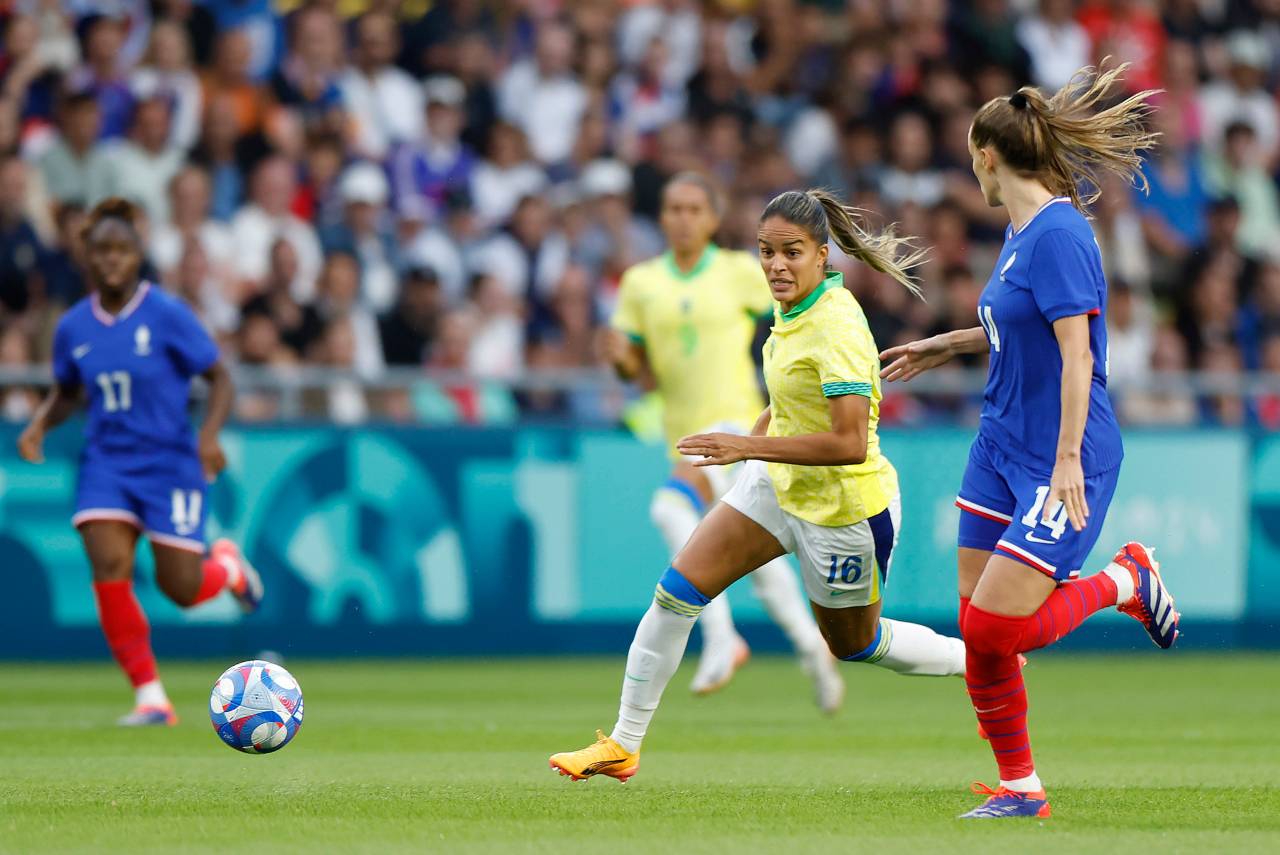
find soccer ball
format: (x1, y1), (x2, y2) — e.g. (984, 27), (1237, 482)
(209, 660), (304, 754)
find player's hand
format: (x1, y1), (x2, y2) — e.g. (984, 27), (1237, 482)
(878, 335), (953, 382)
(1047, 454), (1089, 533)
(198, 431), (227, 482)
(16, 424), (45, 464)
(677, 432), (750, 467)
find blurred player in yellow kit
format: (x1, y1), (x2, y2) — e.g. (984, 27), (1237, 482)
(608, 173), (843, 711)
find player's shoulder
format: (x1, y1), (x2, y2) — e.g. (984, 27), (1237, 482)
(54, 296), (96, 336)
(139, 282), (196, 320)
(619, 255), (666, 292)
(1025, 200), (1094, 244)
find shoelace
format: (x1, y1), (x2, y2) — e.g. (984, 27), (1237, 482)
(970, 782), (1035, 801)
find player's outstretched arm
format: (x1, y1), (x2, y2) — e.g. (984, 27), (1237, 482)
(678, 395), (868, 467)
(197, 361), (234, 481)
(17, 382), (81, 463)
(879, 327), (988, 382)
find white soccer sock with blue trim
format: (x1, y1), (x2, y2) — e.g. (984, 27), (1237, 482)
(842, 618), (966, 676)
(611, 567), (710, 752)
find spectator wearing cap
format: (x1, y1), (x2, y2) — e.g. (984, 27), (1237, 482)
(388, 75), (478, 223)
(575, 158), (663, 281)
(230, 154), (324, 303)
(1200, 31), (1279, 165)
(130, 19), (203, 151)
(1205, 121), (1280, 258)
(471, 121), (548, 230)
(340, 10), (424, 160)
(497, 21), (588, 165)
(320, 162), (401, 315)
(380, 265), (443, 367)
(38, 89), (113, 207)
(96, 97), (185, 224)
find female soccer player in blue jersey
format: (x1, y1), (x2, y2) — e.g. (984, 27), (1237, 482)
(880, 65), (1180, 819)
(549, 189), (969, 783)
(17, 198), (263, 727)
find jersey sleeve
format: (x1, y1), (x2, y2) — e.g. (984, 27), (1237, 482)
(50, 318), (80, 387)
(816, 311), (877, 398)
(1027, 229), (1102, 322)
(611, 268), (645, 343)
(165, 299), (220, 377)
(735, 253), (773, 318)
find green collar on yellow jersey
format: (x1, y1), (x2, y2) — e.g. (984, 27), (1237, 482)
(780, 271), (842, 321)
(663, 244), (718, 281)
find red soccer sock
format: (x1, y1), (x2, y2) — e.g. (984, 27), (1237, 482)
(963, 572), (1120, 658)
(959, 596), (971, 633)
(190, 555), (234, 605)
(965, 647), (1033, 781)
(93, 580), (158, 688)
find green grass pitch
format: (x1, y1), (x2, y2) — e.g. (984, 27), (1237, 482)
(2, 654), (1278, 854)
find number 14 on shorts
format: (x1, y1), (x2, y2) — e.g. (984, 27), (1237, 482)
(1021, 485), (1068, 542)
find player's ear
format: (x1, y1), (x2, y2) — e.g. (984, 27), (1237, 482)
(816, 240), (828, 270)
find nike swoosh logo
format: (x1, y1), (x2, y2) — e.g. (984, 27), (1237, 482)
(999, 251), (1017, 280)
(1024, 532), (1055, 545)
(829, 589), (856, 597)
(581, 758), (627, 775)
(73, 344), (92, 359)
(974, 704), (1006, 713)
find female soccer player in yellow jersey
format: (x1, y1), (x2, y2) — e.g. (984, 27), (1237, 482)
(609, 173), (842, 709)
(550, 189), (967, 783)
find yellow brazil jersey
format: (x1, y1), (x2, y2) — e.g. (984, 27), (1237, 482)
(612, 245), (771, 457)
(763, 271), (899, 527)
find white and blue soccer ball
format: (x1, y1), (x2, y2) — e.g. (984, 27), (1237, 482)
(209, 660), (304, 754)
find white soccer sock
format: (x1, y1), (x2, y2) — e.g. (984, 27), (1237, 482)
(1102, 563), (1135, 604)
(750, 557), (827, 655)
(850, 618), (966, 676)
(611, 601), (698, 752)
(1000, 772), (1043, 793)
(135, 679), (169, 708)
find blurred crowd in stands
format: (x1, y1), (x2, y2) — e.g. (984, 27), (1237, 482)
(3, 0), (1280, 428)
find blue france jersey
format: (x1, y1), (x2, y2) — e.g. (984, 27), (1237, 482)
(51, 283), (219, 460)
(976, 198), (1123, 476)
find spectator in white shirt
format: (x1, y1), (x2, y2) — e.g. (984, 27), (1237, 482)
(879, 112), (945, 209)
(1200, 31), (1280, 165)
(497, 21), (588, 165)
(130, 19), (202, 151)
(340, 10), (424, 160)
(470, 121), (548, 229)
(229, 154), (323, 303)
(1016, 0), (1091, 91)
(97, 97), (185, 224)
(150, 165), (236, 306)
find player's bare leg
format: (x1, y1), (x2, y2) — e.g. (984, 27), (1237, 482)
(151, 538), (263, 612)
(657, 461), (749, 695)
(79, 521), (174, 726)
(550, 503), (784, 781)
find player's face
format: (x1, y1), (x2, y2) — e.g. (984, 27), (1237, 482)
(968, 127), (1001, 207)
(757, 216), (827, 308)
(86, 219), (143, 294)
(659, 182), (719, 255)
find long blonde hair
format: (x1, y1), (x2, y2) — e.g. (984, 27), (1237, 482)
(760, 189), (927, 298)
(970, 62), (1160, 209)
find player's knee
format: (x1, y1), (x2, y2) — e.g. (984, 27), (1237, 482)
(653, 566), (711, 618)
(961, 608), (1020, 658)
(832, 620), (882, 662)
(90, 552), (132, 583)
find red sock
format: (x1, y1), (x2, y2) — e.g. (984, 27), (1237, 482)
(190, 556), (231, 605)
(1020, 573), (1119, 651)
(959, 596), (971, 633)
(93, 580), (157, 688)
(965, 647), (1033, 781)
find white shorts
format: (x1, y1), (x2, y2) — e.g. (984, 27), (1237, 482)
(721, 459), (901, 608)
(680, 421), (750, 499)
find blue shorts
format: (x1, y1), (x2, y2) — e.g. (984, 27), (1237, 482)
(73, 448), (208, 553)
(955, 432), (1119, 580)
